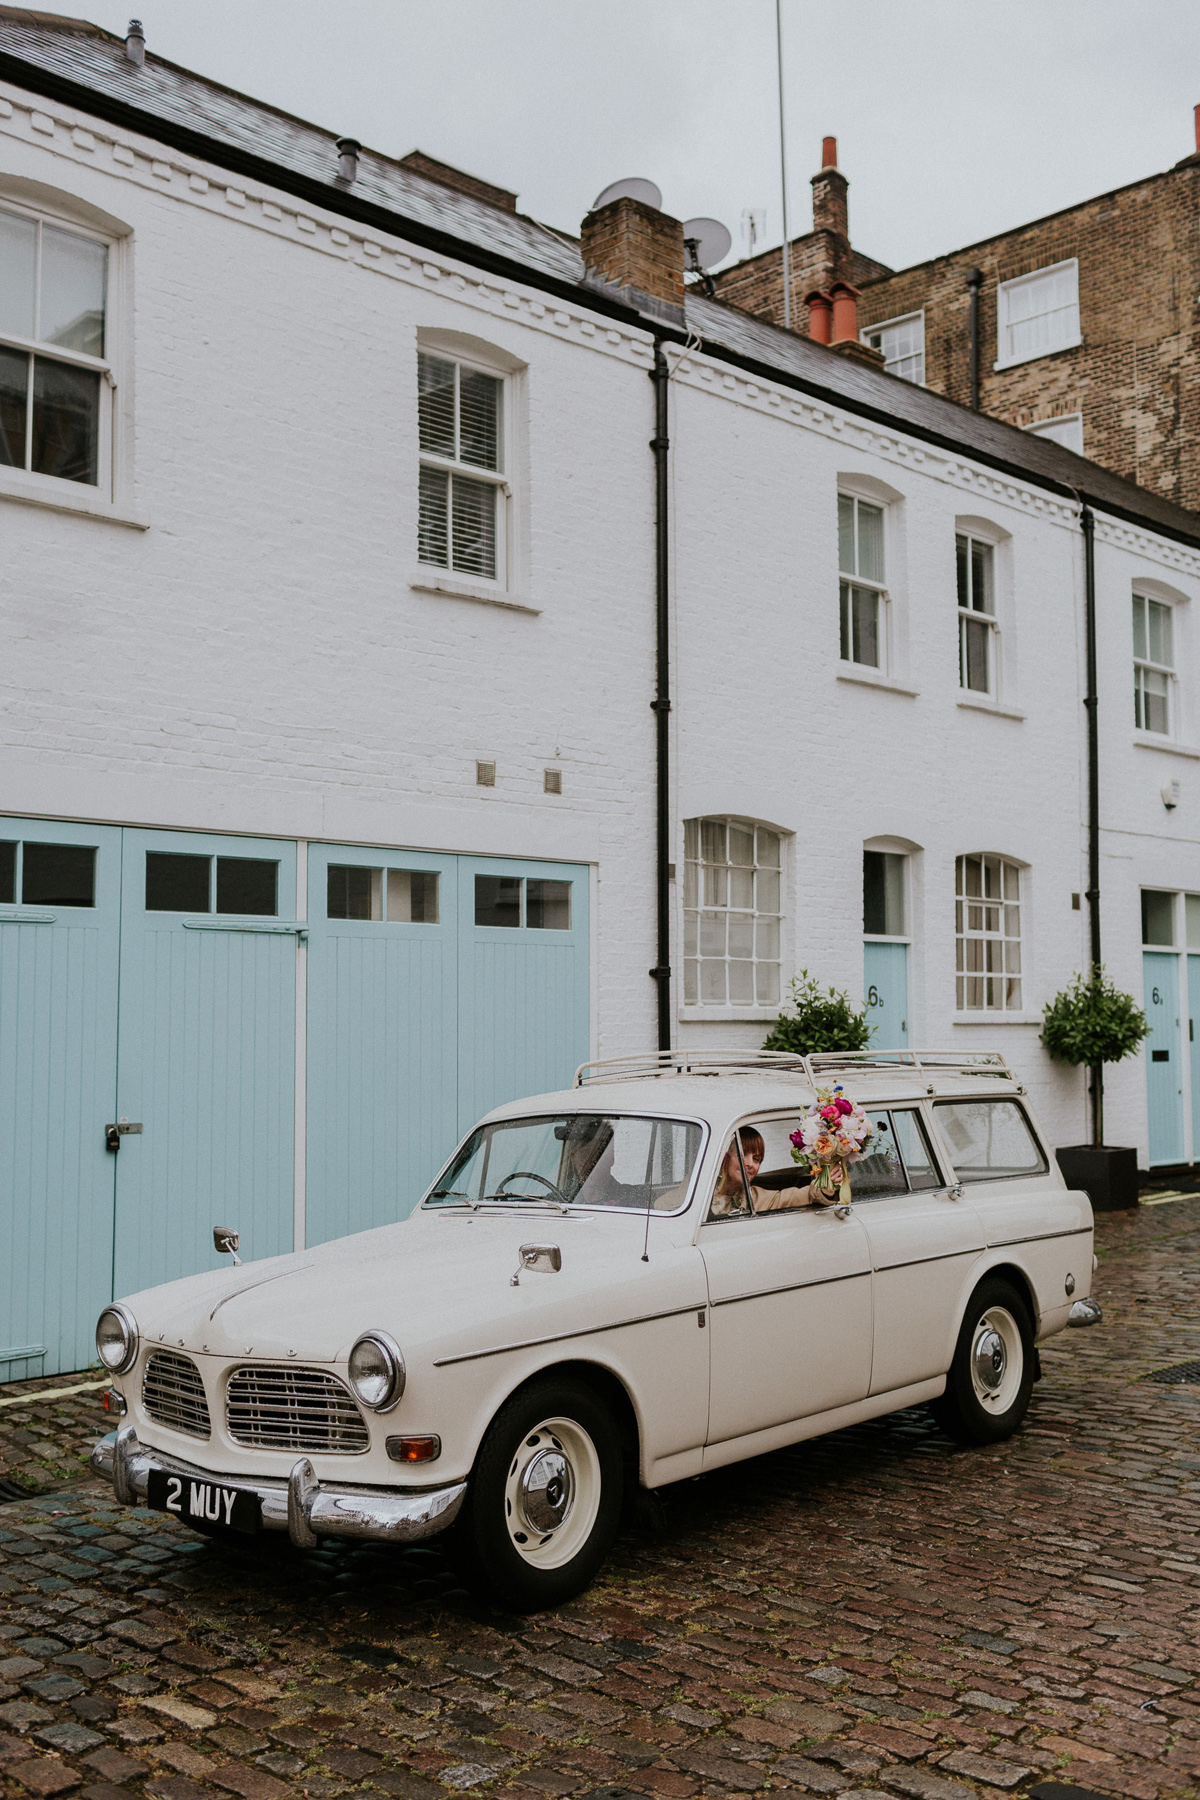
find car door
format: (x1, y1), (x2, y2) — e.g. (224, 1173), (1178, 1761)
(853, 1105), (986, 1395)
(700, 1114), (873, 1450)
(931, 1094), (1088, 1269)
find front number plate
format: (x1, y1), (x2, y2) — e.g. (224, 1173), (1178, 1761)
(147, 1468), (261, 1534)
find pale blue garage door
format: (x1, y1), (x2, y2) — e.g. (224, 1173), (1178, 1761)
(3, 822), (590, 1374)
(305, 848), (590, 1245)
(0, 820), (122, 1380)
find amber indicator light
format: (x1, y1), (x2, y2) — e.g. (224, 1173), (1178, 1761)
(386, 1434), (441, 1463)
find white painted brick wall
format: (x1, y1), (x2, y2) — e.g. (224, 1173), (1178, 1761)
(2, 86), (1200, 1166)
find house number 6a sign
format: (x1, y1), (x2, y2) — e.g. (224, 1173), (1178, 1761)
(1153, 987), (1163, 1005)
(868, 985), (882, 1007)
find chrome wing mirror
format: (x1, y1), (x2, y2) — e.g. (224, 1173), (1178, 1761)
(510, 1242), (562, 1287)
(213, 1225), (242, 1266)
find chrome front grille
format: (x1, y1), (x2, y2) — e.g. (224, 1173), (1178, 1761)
(225, 1365), (369, 1454)
(142, 1350), (212, 1440)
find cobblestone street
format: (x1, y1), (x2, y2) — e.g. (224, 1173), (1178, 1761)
(3, 1201), (1200, 1800)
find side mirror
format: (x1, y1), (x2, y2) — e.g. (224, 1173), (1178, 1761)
(213, 1226), (242, 1266)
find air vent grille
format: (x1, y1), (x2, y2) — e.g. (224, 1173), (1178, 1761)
(225, 1365), (369, 1453)
(142, 1349), (211, 1439)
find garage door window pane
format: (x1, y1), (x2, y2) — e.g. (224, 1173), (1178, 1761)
(476, 875), (522, 928)
(216, 857), (277, 916)
(0, 842), (14, 904)
(146, 852), (210, 913)
(387, 869), (439, 923)
(934, 1099), (1046, 1181)
(22, 843), (95, 907)
(527, 879), (570, 930)
(327, 865), (382, 920)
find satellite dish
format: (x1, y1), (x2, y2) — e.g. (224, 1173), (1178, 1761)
(592, 177), (662, 211)
(682, 216), (732, 270)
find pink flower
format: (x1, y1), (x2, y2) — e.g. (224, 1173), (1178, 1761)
(790, 1128), (805, 1148)
(819, 1104), (840, 1123)
(834, 1097), (853, 1116)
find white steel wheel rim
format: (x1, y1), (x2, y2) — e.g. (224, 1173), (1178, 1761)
(969, 1305), (1023, 1412)
(503, 1415), (602, 1570)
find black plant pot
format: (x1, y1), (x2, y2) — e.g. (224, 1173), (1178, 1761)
(1055, 1144), (1139, 1212)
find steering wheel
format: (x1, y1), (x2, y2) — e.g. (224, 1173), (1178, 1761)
(493, 1171), (571, 1207)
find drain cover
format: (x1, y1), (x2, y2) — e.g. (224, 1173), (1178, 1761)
(1143, 1360), (1200, 1384)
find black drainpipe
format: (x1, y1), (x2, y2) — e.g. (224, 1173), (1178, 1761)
(1081, 501), (1103, 1144)
(966, 268), (983, 411)
(650, 339), (672, 1052)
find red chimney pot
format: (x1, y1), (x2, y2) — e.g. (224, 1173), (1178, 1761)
(822, 135), (838, 169)
(829, 281), (860, 343)
(806, 289), (833, 344)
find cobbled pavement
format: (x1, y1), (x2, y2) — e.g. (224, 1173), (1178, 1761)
(3, 1200), (1200, 1800)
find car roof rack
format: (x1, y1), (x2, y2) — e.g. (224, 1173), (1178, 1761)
(573, 1047), (1015, 1089)
(573, 1049), (810, 1086)
(805, 1049), (1014, 1085)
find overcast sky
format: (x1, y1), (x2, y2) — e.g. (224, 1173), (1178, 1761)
(32, 0), (1200, 272)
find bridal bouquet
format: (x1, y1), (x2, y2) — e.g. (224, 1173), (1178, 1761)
(789, 1085), (874, 1204)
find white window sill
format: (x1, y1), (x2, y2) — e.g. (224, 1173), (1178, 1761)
(0, 466), (148, 529)
(993, 338), (1082, 372)
(957, 694), (1026, 721)
(410, 570), (539, 615)
(953, 1013), (1041, 1027)
(836, 665), (920, 698)
(681, 1005), (782, 1023)
(1132, 731), (1200, 761)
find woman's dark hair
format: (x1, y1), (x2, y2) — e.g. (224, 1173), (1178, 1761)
(737, 1126), (765, 1160)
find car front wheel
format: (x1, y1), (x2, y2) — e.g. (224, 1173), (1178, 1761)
(931, 1277), (1035, 1445)
(461, 1375), (624, 1611)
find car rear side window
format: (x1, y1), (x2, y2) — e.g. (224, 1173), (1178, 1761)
(854, 1109), (941, 1200)
(934, 1099), (1047, 1181)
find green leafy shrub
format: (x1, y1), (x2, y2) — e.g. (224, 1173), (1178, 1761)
(1040, 966), (1149, 1066)
(763, 970), (871, 1057)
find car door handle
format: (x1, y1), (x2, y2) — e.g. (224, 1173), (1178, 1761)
(947, 1184), (964, 1201)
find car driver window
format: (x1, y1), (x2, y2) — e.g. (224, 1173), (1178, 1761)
(890, 1109), (941, 1191)
(933, 1099), (1048, 1182)
(706, 1117), (814, 1220)
(848, 1111), (908, 1201)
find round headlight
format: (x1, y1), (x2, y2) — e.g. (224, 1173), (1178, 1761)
(347, 1331), (405, 1412)
(96, 1303), (138, 1375)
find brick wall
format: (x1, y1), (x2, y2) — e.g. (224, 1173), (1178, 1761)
(580, 195), (684, 309)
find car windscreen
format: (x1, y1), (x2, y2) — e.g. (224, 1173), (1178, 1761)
(933, 1098), (1047, 1181)
(425, 1114), (704, 1212)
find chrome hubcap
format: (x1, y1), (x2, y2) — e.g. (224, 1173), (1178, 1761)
(974, 1326), (1006, 1392)
(520, 1446), (574, 1531)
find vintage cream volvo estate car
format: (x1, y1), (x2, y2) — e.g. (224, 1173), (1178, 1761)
(92, 1049), (1101, 1609)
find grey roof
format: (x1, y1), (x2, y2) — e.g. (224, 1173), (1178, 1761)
(3, 5), (1199, 549)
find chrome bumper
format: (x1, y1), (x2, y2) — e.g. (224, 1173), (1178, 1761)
(1068, 1297), (1103, 1327)
(90, 1427), (467, 1547)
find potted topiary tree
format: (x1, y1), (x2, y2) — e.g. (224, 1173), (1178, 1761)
(763, 970), (871, 1057)
(1040, 965), (1149, 1211)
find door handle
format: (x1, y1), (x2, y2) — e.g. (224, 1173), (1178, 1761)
(947, 1183), (964, 1201)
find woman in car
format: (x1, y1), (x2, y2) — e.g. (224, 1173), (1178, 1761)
(710, 1127), (816, 1215)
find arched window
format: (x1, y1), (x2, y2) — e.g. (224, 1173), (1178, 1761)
(683, 818), (781, 1007)
(956, 854), (1023, 1012)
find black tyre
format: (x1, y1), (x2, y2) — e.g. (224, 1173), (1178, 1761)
(459, 1375), (624, 1612)
(931, 1277), (1035, 1445)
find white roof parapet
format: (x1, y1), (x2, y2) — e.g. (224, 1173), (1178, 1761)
(573, 1049), (810, 1086)
(573, 1047), (1015, 1090)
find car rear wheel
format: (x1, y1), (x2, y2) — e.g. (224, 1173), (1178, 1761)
(460, 1375), (624, 1610)
(931, 1277), (1035, 1445)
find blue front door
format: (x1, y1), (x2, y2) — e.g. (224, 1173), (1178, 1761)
(0, 819), (122, 1378)
(113, 828), (298, 1296)
(1189, 956), (1200, 1163)
(305, 843), (459, 1245)
(864, 941), (909, 1049)
(1144, 951), (1184, 1166)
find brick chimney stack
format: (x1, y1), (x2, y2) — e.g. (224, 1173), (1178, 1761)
(581, 196), (685, 322)
(811, 136), (849, 240)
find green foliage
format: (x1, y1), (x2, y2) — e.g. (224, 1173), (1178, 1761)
(763, 970), (871, 1056)
(1040, 966), (1149, 1067)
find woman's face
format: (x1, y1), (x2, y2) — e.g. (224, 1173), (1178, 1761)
(725, 1140), (763, 1184)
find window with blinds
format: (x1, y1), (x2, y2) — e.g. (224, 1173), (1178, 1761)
(417, 351), (504, 582)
